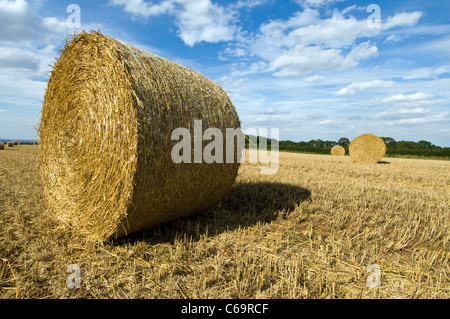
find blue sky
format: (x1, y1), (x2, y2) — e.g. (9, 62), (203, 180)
(0, 0), (449, 146)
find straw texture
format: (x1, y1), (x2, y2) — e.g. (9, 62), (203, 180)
(349, 134), (386, 163)
(39, 31), (241, 241)
(331, 145), (345, 156)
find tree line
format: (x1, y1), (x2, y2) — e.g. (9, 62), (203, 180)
(245, 135), (450, 158)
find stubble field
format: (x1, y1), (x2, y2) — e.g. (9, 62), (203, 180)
(0, 145), (449, 298)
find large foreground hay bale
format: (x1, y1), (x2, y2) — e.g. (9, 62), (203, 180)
(331, 145), (345, 156)
(39, 32), (241, 241)
(349, 134), (386, 163)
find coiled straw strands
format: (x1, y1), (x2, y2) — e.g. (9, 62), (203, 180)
(331, 145), (345, 156)
(349, 134), (386, 163)
(39, 32), (241, 241)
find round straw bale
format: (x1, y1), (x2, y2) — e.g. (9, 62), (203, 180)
(39, 32), (242, 241)
(7, 142), (13, 147)
(0, 143), (4, 151)
(331, 145), (345, 156)
(13, 141), (18, 145)
(349, 134), (386, 163)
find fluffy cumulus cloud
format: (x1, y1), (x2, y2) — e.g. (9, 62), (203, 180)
(221, 5), (423, 78)
(383, 11), (423, 30)
(0, 0), (70, 113)
(0, 47), (41, 71)
(109, 0), (175, 18)
(110, 0), (238, 46)
(111, 0), (423, 78)
(383, 92), (442, 112)
(268, 42), (378, 77)
(0, 0), (66, 41)
(0, 0), (70, 75)
(175, 0), (237, 46)
(336, 80), (395, 97)
(229, 0), (266, 10)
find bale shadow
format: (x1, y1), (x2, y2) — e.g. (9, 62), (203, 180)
(377, 161), (390, 165)
(114, 182), (311, 245)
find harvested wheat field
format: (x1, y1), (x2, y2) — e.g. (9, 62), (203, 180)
(0, 145), (449, 299)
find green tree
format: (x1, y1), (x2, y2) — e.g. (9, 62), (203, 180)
(338, 137), (350, 147)
(418, 140), (433, 149)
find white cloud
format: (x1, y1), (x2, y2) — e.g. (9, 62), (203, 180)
(386, 111), (449, 125)
(287, 14), (376, 48)
(237, 7), (422, 78)
(110, 0), (238, 46)
(109, 0), (175, 18)
(377, 107), (432, 120)
(402, 65), (450, 80)
(230, 0), (266, 9)
(268, 45), (347, 77)
(336, 80), (395, 97)
(319, 119), (336, 125)
(247, 8), (321, 60)
(383, 11), (423, 30)
(0, 68), (48, 104)
(305, 74), (325, 83)
(224, 47), (246, 57)
(110, 1), (423, 52)
(345, 41), (378, 61)
(176, 0), (237, 46)
(0, 47), (40, 71)
(382, 92), (434, 103)
(384, 34), (402, 43)
(247, 107), (289, 115)
(341, 5), (363, 15)
(257, 10), (422, 51)
(0, 0), (66, 41)
(403, 68), (434, 80)
(294, 0), (343, 8)
(430, 36), (450, 53)
(0, 0), (70, 121)
(268, 42), (378, 77)
(231, 61), (268, 77)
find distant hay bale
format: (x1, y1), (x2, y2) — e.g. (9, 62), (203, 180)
(0, 143), (4, 151)
(7, 142), (13, 147)
(331, 145), (345, 156)
(39, 31), (242, 241)
(13, 141), (18, 145)
(349, 134), (386, 163)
